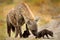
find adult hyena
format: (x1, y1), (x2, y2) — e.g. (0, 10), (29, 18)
(7, 3), (38, 38)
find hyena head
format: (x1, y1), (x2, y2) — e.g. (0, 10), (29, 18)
(49, 31), (53, 37)
(26, 19), (38, 36)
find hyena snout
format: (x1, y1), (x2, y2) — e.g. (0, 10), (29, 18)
(31, 30), (37, 36)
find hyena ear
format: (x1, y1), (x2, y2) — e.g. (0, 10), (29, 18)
(35, 16), (40, 22)
(27, 21), (31, 25)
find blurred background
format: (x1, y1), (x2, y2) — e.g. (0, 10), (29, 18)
(0, 0), (60, 40)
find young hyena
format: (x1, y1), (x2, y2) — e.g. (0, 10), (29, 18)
(36, 29), (53, 39)
(7, 3), (38, 38)
(22, 24), (30, 38)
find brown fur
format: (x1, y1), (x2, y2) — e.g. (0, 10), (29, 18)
(7, 3), (38, 38)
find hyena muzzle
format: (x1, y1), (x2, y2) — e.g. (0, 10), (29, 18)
(6, 3), (38, 38)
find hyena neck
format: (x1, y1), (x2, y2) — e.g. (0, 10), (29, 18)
(19, 3), (35, 21)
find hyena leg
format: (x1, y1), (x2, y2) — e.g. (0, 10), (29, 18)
(19, 26), (22, 38)
(42, 35), (44, 38)
(7, 23), (11, 37)
(46, 34), (49, 39)
(15, 27), (19, 38)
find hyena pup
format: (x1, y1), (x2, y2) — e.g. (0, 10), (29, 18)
(36, 29), (53, 39)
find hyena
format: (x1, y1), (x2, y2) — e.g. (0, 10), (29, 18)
(36, 29), (53, 39)
(7, 3), (38, 38)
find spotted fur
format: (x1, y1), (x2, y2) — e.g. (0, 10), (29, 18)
(7, 3), (38, 38)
